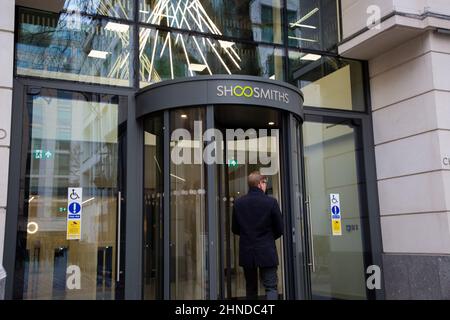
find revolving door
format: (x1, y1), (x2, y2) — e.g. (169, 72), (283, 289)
(138, 76), (304, 299)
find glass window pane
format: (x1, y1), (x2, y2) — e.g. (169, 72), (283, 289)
(16, 0), (133, 20)
(169, 107), (208, 299)
(139, 27), (284, 87)
(16, 8), (132, 86)
(303, 120), (368, 299)
(287, 0), (340, 51)
(289, 52), (366, 111)
(138, 0), (284, 44)
(143, 114), (164, 300)
(15, 89), (125, 300)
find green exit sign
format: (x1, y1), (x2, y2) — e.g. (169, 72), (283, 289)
(33, 150), (53, 159)
(58, 207), (67, 213)
(228, 159), (238, 167)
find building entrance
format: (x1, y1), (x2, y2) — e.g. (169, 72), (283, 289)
(140, 76), (303, 299)
(215, 105), (285, 299)
(6, 76), (378, 300)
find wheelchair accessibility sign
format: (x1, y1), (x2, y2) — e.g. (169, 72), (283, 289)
(330, 194), (342, 236)
(67, 188), (82, 240)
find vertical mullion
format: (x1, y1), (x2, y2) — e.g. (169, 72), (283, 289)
(362, 115), (385, 300)
(218, 145), (226, 299)
(298, 116), (311, 300)
(163, 111), (170, 300)
(337, 0), (343, 43)
(4, 80), (25, 299)
(288, 113), (307, 300)
(125, 95), (143, 299)
(282, 113), (295, 299)
(124, 0), (143, 296)
(282, 0), (290, 82)
(206, 105), (217, 300)
(133, 0), (140, 89)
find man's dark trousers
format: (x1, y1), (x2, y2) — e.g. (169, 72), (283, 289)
(243, 267), (278, 300)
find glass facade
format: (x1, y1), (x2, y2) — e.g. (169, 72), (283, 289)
(15, 0), (357, 112)
(14, 88), (126, 299)
(303, 119), (368, 299)
(289, 53), (366, 111)
(169, 107), (208, 299)
(16, 0), (134, 20)
(139, 0), (284, 44)
(17, 7), (132, 86)
(139, 27), (285, 86)
(143, 114), (164, 300)
(7, 0), (378, 302)
(287, 0), (340, 51)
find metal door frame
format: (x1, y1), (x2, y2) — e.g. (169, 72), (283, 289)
(212, 109), (298, 300)
(296, 107), (385, 300)
(4, 77), (134, 300)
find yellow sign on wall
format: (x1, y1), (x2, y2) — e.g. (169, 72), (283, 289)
(67, 220), (81, 240)
(332, 219), (342, 236)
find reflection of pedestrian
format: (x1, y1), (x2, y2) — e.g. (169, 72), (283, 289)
(232, 171), (283, 300)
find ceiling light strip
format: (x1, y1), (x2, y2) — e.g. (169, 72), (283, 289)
(192, 36), (212, 75)
(289, 23), (316, 29)
(197, 1), (223, 35)
(168, 32), (174, 79)
(179, 35), (194, 76)
(222, 47), (241, 70)
(148, 29), (160, 82)
(207, 38), (232, 74)
(160, 32), (170, 58)
(291, 7), (319, 26)
(288, 36), (318, 43)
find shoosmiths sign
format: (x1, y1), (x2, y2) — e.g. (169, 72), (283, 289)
(216, 85), (290, 104)
(136, 76), (304, 120)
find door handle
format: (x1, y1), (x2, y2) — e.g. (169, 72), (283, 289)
(305, 195), (316, 273)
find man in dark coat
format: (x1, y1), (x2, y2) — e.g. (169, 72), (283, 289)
(232, 171), (283, 300)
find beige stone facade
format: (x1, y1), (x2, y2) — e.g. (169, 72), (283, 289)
(340, 0), (450, 299)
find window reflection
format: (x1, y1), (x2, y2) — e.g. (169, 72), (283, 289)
(15, 89), (124, 300)
(16, 8), (132, 86)
(139, 28), (284, 86)
(16, 0), (133, 20)
(289, 52), (365, 111)
(303, 121), (367, 299)
(139, 0), (283, 44)
(287, 0), (340, 51)
(169, 108), (208, 299)
(143, 114), (164, 300)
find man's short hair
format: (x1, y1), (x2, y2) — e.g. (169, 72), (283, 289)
(248, 171), (267, 188)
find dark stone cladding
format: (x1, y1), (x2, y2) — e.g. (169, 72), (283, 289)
(382, 253), (450, 299)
